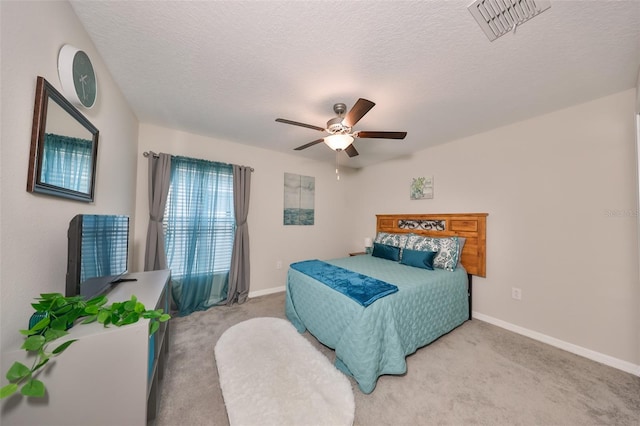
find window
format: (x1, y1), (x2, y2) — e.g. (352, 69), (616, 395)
(163, 156), (235, 279)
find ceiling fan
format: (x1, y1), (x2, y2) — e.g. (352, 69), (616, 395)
(275, 98), (407, 157)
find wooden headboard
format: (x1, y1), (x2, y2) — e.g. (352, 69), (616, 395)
(376, 213), (488, 277)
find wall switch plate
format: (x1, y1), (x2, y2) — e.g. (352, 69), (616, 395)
(512, 287), (522, 300)
(276, 260), (282, 269)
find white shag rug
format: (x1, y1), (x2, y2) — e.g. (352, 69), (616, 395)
(214, 317), (355, 426)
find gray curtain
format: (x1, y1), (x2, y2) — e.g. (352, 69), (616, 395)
(144, 152), (171, 271)
(226, 165), (251, 305)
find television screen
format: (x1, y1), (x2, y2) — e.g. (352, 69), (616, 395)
(66, 214), (130, 299)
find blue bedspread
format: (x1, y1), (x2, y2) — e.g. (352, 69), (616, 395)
(290, 259), (398, 307)
(286, 255), (469, 394)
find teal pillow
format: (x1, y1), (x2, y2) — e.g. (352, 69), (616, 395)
(374, 232), (409, 259)
(371, 243), (401, 261)
(400, 249), (437, 270)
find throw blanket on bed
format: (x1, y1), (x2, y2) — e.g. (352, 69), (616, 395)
(290, 260), (398, 307)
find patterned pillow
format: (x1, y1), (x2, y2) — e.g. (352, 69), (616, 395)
(433, 237), (460, 271)
(404, 234), (460, 271)
(374, 232), (408, 247)
(374, 232), (408, 250)
(405, 234), (439, 252)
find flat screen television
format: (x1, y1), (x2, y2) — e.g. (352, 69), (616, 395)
(66, 214), (130, 299)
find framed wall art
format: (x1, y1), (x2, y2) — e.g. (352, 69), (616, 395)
(410, 176), (433, 200)
(284, 172), (315, 225)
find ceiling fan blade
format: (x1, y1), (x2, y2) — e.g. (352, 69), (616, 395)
(276, 118), (325, 132)
(344, 144), (359, 157)
(343, 98), (375, 127)
(294, 138), (325, 151)
(356, 131), (407, 139)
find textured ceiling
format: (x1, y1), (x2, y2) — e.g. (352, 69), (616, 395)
(70, 1), (640, 169)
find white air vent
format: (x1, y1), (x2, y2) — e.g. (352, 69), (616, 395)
(468, 0), (551, 41)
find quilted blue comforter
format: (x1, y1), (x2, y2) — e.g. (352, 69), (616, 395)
(286, 254), (469, 393)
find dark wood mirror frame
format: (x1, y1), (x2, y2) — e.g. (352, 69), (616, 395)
(27, 76), (99, 202)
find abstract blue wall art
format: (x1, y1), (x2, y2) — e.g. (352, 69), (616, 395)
(284, 173), (315, 225)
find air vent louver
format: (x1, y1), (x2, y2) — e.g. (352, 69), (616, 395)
(468, 0), (551, 41)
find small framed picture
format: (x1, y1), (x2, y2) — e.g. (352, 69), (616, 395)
(410, 176), (433, 200)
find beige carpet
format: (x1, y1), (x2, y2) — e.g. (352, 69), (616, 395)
(156, 292), (640, 426)
(214, 317), (354, 426)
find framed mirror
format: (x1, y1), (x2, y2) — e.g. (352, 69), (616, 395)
(27, 76), (99, 202)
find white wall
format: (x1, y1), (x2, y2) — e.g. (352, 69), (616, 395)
(0, 1), (139, 352)
(346, 89), (640, 369)
(133, 124), (354, 295)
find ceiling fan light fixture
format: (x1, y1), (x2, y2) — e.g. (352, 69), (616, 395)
(324, 134), (354, 151)
(276, 98), (406, 158)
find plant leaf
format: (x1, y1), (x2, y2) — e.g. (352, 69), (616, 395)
(50, 316), (69, 331)
(33, 299), (54, 311)
(86, 295), (107, 307)
(66, 308), (85, 324)
(6, 362), (31, 382)
(149, 321), (160, 336)
(97, 310), (110, 324)
(159, 314), (171, 322)
(52, 339), (78, 355)
(124, 300), (136, 311)
(30, 316), (51, 332)
(44, 328), (68, 343)
(53, 304), (73, 315)
(142, 310), (160, 319)
(120, 312), (139, 326)
(84, 305), (99, 315)
(0, 383), (19, 399)
(134, 302), (145, 313)
(21, 335), (45, 351)
(39, 293), (63, 299)
(21, 379), (45, 397)
(81, 315), (97, 324)
(54, 297), (68, 308)
(32, 357), (50, 373)
(31, 302), (47, 311)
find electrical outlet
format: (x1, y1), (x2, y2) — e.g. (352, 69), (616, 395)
(511, 287), (522, 300)
(276, 260), (282, 269)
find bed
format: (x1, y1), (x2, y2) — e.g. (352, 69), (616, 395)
(285, 213), (487, 393)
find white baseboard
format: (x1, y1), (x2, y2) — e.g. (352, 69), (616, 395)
(248, 286), (285, 299)
(472, 311), (640, 377)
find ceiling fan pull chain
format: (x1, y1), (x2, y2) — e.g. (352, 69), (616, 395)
(336, 152), (340, 181)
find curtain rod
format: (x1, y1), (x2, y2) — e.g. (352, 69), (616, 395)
(143, 151), (254, 172)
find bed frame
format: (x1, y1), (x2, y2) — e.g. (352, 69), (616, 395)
(376, 213), (488, 319)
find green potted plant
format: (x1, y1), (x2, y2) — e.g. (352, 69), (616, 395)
(0, 292), (170, 399)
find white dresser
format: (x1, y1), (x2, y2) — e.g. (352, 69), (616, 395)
(1, 269), (171, 426)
